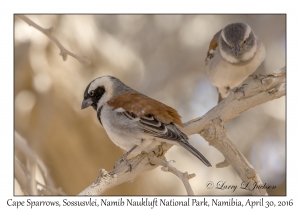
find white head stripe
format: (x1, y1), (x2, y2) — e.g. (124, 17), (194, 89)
(221, 29), (230, 45)
(243, 24), (252, 40)
(89, 76), (111, 93)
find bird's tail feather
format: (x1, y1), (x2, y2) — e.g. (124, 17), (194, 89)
(178, 140), (211, 167)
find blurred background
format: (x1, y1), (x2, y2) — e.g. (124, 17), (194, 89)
(14, 14), (286, 195)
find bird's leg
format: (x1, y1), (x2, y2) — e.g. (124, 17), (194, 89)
(217, 92), (223, 103)
(217, 86), (230, 103)
(114, 145), (138, 171)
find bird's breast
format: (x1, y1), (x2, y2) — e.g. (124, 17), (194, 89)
(100, 105), (152, 152)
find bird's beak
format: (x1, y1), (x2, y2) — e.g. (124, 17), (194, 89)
(81, 98), (93, 109)
(233, 45), (240, 56)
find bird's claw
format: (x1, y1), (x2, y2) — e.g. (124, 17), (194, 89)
(233, 84), (247, 98)
(114, 156), (133, 172)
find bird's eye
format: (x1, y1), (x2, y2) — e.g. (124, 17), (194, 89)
(89, 90), (94, 96)
(243, 40), (247, 44)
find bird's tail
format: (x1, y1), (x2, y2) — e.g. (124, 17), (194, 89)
(178, 140), (211, 167)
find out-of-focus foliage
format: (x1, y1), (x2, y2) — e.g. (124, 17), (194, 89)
(14, 15), (286, 195)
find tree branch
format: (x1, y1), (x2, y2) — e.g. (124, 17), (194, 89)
(183, 67), (286, 134)
(149, 156), (196, 196)
(78, 67), (286, 196)
(200, 118), (267, 195)
(17, 15), (91, 65)
(14, 132), (66, 195)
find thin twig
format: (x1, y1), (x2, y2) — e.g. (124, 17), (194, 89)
(149, 156), (195, 195)
(36, 181), (66, 196)
(14, 131), (66, 195)
(17, 15), (91, 65)
(15, 158), (29, 195)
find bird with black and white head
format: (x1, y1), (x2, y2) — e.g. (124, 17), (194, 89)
(81, 76), (211, 170)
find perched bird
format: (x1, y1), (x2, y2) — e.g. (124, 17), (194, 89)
(81, 76), (211, 168)
(205, 22), (266, 102)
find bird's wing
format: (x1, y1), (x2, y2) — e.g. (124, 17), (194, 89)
(205, 29), (222, 65)
(107, 92), (186, 142)
(127, 112), (188, 141)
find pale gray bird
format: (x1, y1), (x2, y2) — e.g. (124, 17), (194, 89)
(205, 22), (266, 102)
(81, 76), (211, 169)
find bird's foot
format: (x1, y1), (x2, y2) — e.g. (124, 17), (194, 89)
(233, 84), (247, 98)
(114, 156), (133, 172)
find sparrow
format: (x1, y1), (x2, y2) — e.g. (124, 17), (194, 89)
(81, 76), (211, 169)
(205, 22), (266, 102)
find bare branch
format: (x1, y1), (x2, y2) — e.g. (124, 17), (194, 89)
(17, 15), (91, 65)
(183, 67), (286, 134)
(36, 181), (66, 196)
(78, 147), (163, 195)
(200, 118), (267, 195)
(216, 158), (230, 168)
(15, 158), (30, 195)
(149, 156), (196, 195)
(14, 131), (66, 195)
(78, 67), (285, 196)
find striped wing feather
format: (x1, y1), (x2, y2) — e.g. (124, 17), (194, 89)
(107, 92), (183, 126)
